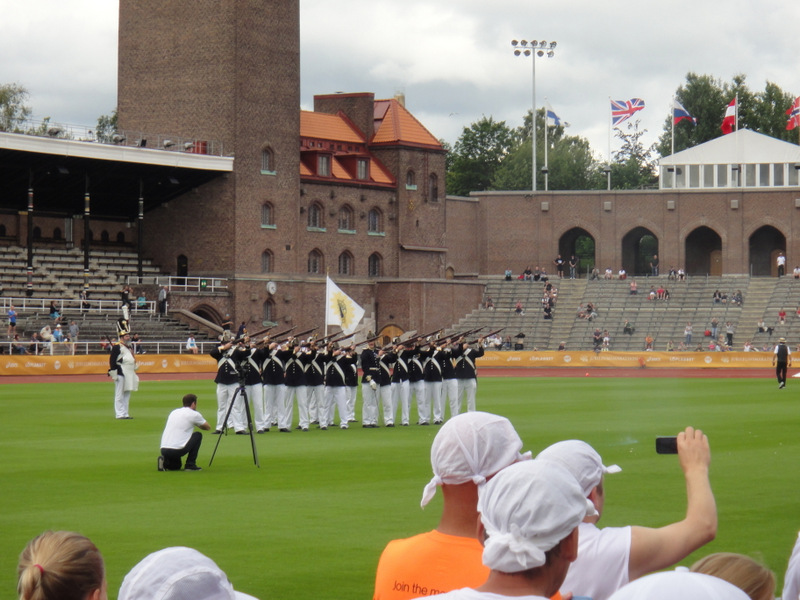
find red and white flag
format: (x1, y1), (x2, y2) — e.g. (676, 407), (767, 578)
(721, 98), (736, 135)
(786, 97), (800, 131)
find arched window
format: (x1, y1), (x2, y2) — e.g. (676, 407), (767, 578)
(101, 230), (110, 243)
(308, 249), (324, 274)
(261, 147), (275, 173)
(428, 173), (439, 202)
(406, 169), (417, 189)
(368, 253), (382, 278)
(368, 208), (382, 233)
(0, 224), (6, 237)
(308, 203), (323, 229)
(338, 205), (354, 231)
(53, 228), (62, 240)
(263, 299), (275, 323)
(116, 232), (125, 243)
(261, 202), (274, 227)
(338, 251), (353, 275)
(261, 250), (273, 273)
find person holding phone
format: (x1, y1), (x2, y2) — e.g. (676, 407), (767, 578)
(537, 427), (716, 600)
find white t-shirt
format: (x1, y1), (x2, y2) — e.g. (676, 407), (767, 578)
(560, 522), (632, 600)
(423, 589), (548, 600)
(160, 407), (207, 449)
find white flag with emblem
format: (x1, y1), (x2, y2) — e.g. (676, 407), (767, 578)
(326, 276), (365, 335)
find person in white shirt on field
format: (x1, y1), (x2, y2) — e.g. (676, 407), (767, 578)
(159, 394), (211, 471)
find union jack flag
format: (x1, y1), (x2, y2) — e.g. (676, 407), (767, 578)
(611, 98), (645, 126)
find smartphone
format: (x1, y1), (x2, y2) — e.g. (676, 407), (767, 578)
(655, 436), (678, 454)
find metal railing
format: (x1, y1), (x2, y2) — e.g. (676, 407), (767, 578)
(1, 296), (156, 315)
(2, 340), (220, 356)
(123, 275), (228, 293)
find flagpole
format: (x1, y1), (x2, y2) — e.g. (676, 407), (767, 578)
(544, 96), (549, 191)
(607, 97), (612, 191)
(671, 97), (675, 156)
(735, 93), (739, 133)
(324, 273), (330, 337)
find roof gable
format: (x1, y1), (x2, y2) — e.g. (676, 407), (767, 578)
(661, 129), (800, 165)
(372, 99), (442, 149)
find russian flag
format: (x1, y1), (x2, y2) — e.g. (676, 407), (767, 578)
(672, 100), (696, 125)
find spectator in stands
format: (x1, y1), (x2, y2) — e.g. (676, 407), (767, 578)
(725, 322), (735, 347)
(710, 317), (719, 339)
(794, 265), (800, 279)
(590, 267), (600, 280)
(623, 320), (635, 336)
(486, 333), (502, 350)
(121, 284), (132, 308)
(131, 333), (144, 354)
(604, 267), (614, 279)
(100, 335), (112, 353)
(779, 309), (787, 325)
(540, 268), (549, 283)
(618, 268), (627, 280)
(668, 266), (677, 280)
(40, 324), (53, 351)
(533, 266), (541, 281)
(645, 334), (654, 350)
(585, 302), (597, 321)
(650, 253), (659, 276)
(52, 324), (65, 343)
(538, 427), (717, 600)
(48, 301), (61, 324)
(136, 294), (146, 310)
(80, 287), (91, 311)
(666, 340), (674, 351)
(778, 251), (786, 277)
(11, 334), (28, 355)
(29, 332), (42, 355)
(602, 330), (610, 351)
(504, 269), (512, 281)
(569, 255), (578, 279)
(543, 304), (552, 320)
(523, 265), (533, 280)
(691, 552), (775, 600)
(69, 321), (79, 354)
(186, 334), (198, 354)
(657, 284), (666, 299)
(557, 340), (566, 351)
(733, 290), (743, 306)
(484, 296), (494, 310)
(372, 412), (531, 600)
(593, 328), (602, 351)
(503, 335), (512, 350)
(649, 286), (657, 300)
(684, 322), (693, 345)
(7, 303), (16, 337)
(712, 289), (723, 303)
(554, 255), (566, 278)
(17, 530), (107, 600)
(678, 268), (686, 281)
(743, 340), (753, 352)
(514, 300), (524, 315)
(629, 279), (637, 295)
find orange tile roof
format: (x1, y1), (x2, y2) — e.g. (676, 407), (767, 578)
(300, 111), (364, 143)
(372, 99), (442, 149)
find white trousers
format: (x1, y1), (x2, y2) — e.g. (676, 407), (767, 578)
(427, 381), (443, 422)
(392, 380), (410, 425)
(457, 378), (478, 412)
(114, 377), (131, 418)
(362, 382), (379, 425)
(347, 386), (357, 421)
(380, 384), (394, 425)
(411, 380), (428, 424)
(215, 382), (244, 431)
(245, 384), (263, 432)
(443, 378), (459, 419)
(282, 385), (306, 429)
(261, 384), (283, 430)
(307, 384), (323, 422)
(323, 386), (349, 428)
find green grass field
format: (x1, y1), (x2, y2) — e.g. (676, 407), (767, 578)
(1, 376), (799, 599)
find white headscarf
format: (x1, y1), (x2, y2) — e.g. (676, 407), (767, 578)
(536, 439), (621, 497)
(420, 411), (530, 507)
(478, 460), (594, 573)
(608, 570), (750, 600)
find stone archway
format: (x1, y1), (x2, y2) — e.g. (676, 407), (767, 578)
(685, 227), (722, 276)
(621, 227), (658, 276)
(749, 225), (786, 276)
(559, 227), (595, 277)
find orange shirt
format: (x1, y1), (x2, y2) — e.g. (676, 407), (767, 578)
(373, 530), (488, 600)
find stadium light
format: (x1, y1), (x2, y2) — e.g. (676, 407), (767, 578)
(512, 38), (557, 192)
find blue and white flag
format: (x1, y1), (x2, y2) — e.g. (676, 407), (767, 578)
(545, 102), (562, 127)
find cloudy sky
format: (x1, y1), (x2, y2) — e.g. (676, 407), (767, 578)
(2, 1), (799, 160)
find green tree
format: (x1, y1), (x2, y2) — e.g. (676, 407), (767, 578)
(0, 83), (32, 132)
(96, 109), (118, 143)
(658, 73), (798, 156)
(445, 116), (518, 196)
(609, 120), (657, 190)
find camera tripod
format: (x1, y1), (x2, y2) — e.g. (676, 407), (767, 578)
(209, 382), (260, 468)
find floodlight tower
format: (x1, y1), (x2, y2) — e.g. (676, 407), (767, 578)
(511, 39), (557, 192)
